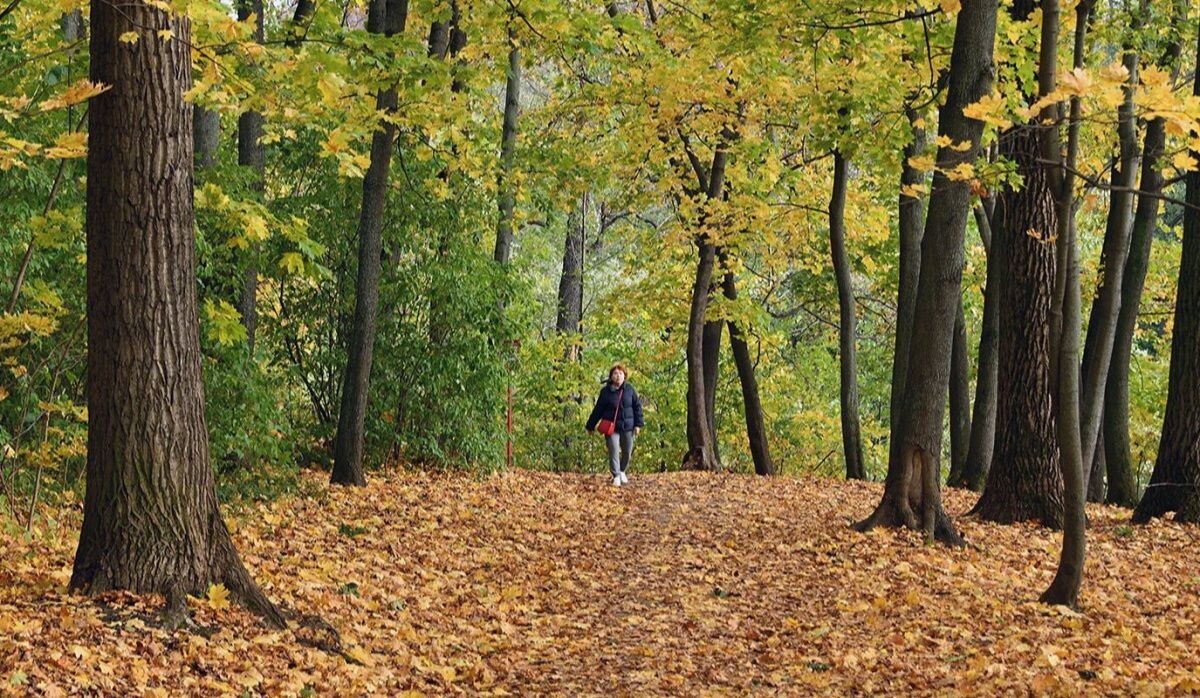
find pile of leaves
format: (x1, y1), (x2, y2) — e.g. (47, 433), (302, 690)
(3, 468), (1200, 695)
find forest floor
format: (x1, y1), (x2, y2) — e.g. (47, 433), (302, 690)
(3, 468), (1200, 696)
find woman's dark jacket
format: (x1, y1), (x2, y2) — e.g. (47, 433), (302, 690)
(586, 382), (644, 434)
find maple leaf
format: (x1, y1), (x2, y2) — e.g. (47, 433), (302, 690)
(206, 583), (231, 611)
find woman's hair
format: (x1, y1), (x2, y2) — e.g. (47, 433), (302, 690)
(609, 363), (628, 380)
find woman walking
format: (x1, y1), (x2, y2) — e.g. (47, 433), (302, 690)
(585, 364), (644, 486)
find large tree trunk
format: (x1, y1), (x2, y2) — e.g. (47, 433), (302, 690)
(886, 110), (926, 483)
(855, 0), (997, 545)
(236, 0), (266, 350)
(330, 0), (407, 486)
(493, 22), (520, 266)
(1132, 31), (1200, 524)
(830, 151), (865, 480)
(1080, 48), (1140, 500)
(947, 298), (971, 483)
(972, 122), (1063, 528)
(72, 0), (282, 626)
(955, 203), (1000, 491)
(718, 253), (774, 476)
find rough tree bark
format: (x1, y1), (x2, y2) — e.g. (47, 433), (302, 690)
(947, 298), (971, 484)
(236, 0), (266, 350)
(973, 0), (1064, 529)
(72, 0), (282, 626)
(886, 110), (926, 483)
(1132, 30), (1200, 524)
(493, 20), (520, 266)
(1080, 46), (1140, 500)
(854, 0), (997, 545)
(829, 150), (865, 480)
(954, 202), (1000, 491)
(330, 0), (407, 486)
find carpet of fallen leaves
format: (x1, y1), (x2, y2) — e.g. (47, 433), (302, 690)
(4, 468), (1200, 696)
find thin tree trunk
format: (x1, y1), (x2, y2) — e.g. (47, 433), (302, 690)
(72, 0), (282, 626)
(330, 0), (407, 486)
(703, 317), (723, 463)
(556, 197), (585, 467)
(1132, 29), (1200, 524)
(947, 298), (971, 483)
(855, 0), (997, 545)
(886, 110), (926, 481)
(493, 21), (520, 266)
(1105, 5), (1186, 508)
(237, 0), (265, 349)
(718, 251), (773, 476)
(956, 203), (1000, 490)
(1080, 47), (1140, 499)
(684, 139), (730, 473)
(830, 151), (865, 480)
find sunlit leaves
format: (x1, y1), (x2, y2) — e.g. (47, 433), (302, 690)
(203, 300), (248, 346)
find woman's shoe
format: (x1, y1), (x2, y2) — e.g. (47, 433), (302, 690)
(619, 472), (629, 485)
(611, 475), (622, 487)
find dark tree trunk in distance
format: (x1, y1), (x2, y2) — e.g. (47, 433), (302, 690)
(719, 251), (774, 476)
(237, 0), (266, 349)
(955, 203), (1000, 490)
(830, 151), (865, 480)
(1132, 31), (1200, 524)
(493, 24), (520, 266)
(72, 0), (281, 626)
(947, 298), (971, 484)
(855, 0), (997, 545)
(330, 0), (407, 486)
(193, 106), (219, 168)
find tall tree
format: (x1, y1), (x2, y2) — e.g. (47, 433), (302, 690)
(1132, 27), (1200, 524)
(193, 107), (219, 168)
(71, 0), (281, 625)
(718, 250), (774, 476)
(1080, 38), (1142, 500)
(1104, 6), (1187, 508)
(237, 0), (266, 349)
(972, 0), (1064, 528)
(330, 0), (408, 486)
(953, 201), (1000, 491)
(493, 19), (520, 266)
(886, 109), (926, 484)
(829, 150), (865, 480)
(855, 0), (998, 544)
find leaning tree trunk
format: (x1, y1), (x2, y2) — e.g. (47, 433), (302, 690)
(493, 21), (520, 266)
(1105, 7), (1186, 507)
(886, 110), (926, 482)
(236, 0), (266, 349)
(330, 0), (407, 486)
(1132, 32), (1200, 524)
(72, 0), (282, 626)
(955, 203), (1000, 491)
(718, 251), (774, 476)
(947, 298), (971, 484)
(972, 122), (1064, 528)
(829, 151), (865, 480)
(1079, 47), (1140, 500)
(855, 0), (997, 546)
(555, 198), (585, 468)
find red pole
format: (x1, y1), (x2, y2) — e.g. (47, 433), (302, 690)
(506, 382), (514, 470)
